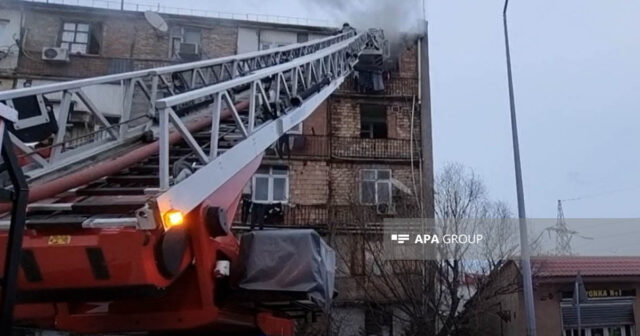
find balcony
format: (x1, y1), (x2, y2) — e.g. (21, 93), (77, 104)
(331, 137), (420, 161)
(337, 76), (418, 97)
(234, 203), (329, 229)
(234, 202), (420, 232)
(264, 134), (329, 159)
(262, 135), (419, 162)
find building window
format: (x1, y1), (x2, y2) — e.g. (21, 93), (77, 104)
(252, 166), (289, 204)
(360, 104), (387, 138)
(360, 169), (392, 205)
(287, 122), (302, 134)
(60, 22), (100, 54)
(260, 42), (288, 50)
(0, 19), (8, 38)
(297, 33), (309, 43)
(171, 27), (202, 58)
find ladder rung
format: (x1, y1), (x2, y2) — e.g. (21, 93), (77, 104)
(76, 187), (150, 196)
(106, 175), (159, 185)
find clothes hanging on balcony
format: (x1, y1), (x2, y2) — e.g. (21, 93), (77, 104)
(249, 202), (285, 230)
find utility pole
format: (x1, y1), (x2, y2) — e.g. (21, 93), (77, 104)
(502, 1), (537, 335)
(419, 5), (436, 331)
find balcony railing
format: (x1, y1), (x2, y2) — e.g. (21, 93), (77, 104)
(337, 76), (418, 96)
(264, 134), (329, 159)
(234, 203), (329, 228)
(331, 137), (419, 161)
(263, 135), (419, 161)
(234, 202), (420, 231)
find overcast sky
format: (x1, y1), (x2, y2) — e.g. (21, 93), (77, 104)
(146, 0), (640, 219)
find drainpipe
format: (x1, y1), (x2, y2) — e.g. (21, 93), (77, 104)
(417, 37), (422, 104)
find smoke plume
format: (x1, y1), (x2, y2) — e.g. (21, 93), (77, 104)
(310, 0), (425, 57)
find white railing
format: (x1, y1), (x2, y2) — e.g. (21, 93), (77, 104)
(22, 0), (334, 27)
(0, 27), (387, 230)
(153, 31), (373, 221)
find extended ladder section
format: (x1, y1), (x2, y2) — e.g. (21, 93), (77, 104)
(0, 28), (385, 230)
(0, 26), (388, 335)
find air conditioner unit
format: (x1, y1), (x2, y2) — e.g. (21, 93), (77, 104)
(42, 47), (70, 62)
(376, 203), (396, 215)
(178, 42), (200, 57)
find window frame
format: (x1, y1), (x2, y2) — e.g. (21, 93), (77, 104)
(252, 166), (290, 204)
(287, 122), (303, 135)
(170, 26), (202, 58)
(59, 21), (96, 55)
(360, 104), (388, 139)
(260, 42), (289, 51)
(0, 19), (9, 39)
(360, 169), (392, 205)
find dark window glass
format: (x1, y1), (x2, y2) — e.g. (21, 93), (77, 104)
(297, 33), (309, 43)
(365, 305), (392, 336)
(361, 181), (376, 204)
(360, 104), (387, 138)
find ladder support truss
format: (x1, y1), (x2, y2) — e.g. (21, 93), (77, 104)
(0, 28), (384, 229)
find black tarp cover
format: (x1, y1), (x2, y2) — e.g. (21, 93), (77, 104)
(237, 229), (336, 311)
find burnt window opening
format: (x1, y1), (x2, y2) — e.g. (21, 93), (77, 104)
(60, 22), (101, 55)
(360, 104), (387, 139)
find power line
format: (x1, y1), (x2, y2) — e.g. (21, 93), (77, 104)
(561, 184), (640, 202)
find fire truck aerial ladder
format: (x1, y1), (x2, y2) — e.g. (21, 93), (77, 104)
(0, 26), (387, 335)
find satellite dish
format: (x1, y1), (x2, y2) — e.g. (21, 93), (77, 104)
(144, 11), (168, 33)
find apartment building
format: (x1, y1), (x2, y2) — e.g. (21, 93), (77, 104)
(0, 2), (433, 335)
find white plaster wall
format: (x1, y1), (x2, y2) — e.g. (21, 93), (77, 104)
(237, 27), (259, 54)
(0, 9), (21, 71)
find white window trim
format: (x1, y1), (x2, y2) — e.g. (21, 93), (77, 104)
(252, 167), (289, 204)
(260, 42), (289, 51)
(60, 21), (92, 55)
(360, 169), (392, 205)
(287, 122), (303, 135)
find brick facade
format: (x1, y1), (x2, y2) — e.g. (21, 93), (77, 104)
(289, 160), (330, 205)
(329, 162), (418, 206)
(15, 3), (238, 79)
(330, 98), (419, 140)
(4, 3), (432, 333)
(253, 39), (427, 231)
